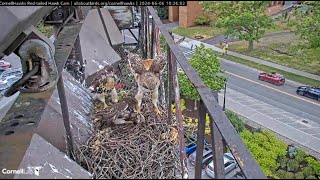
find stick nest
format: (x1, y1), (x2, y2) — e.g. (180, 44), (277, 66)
(75, 94), (181, 179)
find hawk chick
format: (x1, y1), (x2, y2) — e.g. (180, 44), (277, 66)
(128, 53), (167, 115)
(89, 66), (119, 109)
(93, 96), (145, 129)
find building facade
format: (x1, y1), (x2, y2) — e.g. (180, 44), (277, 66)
(169, 1), (301, 28)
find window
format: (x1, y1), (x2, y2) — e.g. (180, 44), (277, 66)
(224, 161), (234, 168)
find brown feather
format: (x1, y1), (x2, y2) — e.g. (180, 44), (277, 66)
(150, 55), (167, 76)
(128, 53), (144, 75)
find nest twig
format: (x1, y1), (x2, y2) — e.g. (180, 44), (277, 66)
(75, 95), (181, 179)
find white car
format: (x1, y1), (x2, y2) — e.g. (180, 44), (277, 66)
(205, 153), (238, 178)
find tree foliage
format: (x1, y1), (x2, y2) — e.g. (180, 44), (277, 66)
(154, 6), (168, 20)
(200, 1), (274, 51)
(178, 43), (226, 100)
(289, 1), (320, 48)
(194, 14), (211, 25)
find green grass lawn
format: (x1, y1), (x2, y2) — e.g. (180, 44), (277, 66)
(227, 33), (320, 76)
(171, 19), (291, 41)
(171, 25), (224, 41)
(266, 19), (291, 33)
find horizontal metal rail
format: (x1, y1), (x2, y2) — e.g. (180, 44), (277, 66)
(147, 6), (266, 179)
(0, 22), (83, 179)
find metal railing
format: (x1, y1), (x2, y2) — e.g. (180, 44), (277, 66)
(0, 5), (266, 179)
(145, 6), (266, 179)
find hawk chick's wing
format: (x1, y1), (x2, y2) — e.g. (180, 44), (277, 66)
(128, 53), (144, 75)
(94, 101), (129, 119)
(150, 55), (167, 75)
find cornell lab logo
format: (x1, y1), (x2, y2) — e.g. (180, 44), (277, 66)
(2, 166), (42, 176)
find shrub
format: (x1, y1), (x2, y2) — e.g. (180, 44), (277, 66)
(194, 14), (211, 25)
(294, 172), (305, 179)
(295, 149), (307, 164)
(306, 157), (320, 176)
(302, 166), (315, 177)
(276, 169), (287, 179)
(278, 155), (288, 169)
(287, 159), (300, 172)
(284, 172), (295, 179)
(240, 129), (287, 178)
(225, 110), (245, 133)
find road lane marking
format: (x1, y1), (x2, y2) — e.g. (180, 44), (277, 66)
(224, 93), (320, 142)
(225, 71), (320, 107)
(227, 83), (320, 122)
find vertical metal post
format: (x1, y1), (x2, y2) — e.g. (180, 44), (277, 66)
(57, 75), (74, 160)
(166, 45), (173, 125)
(151, 17), (155, 59)
(146, 9), (150, 59)
(171, 51), (188, 178)
(209, 115), (225, 178)
(223, 82), (227, 111)
(195, 100), (207, 179)
(140, 7), (147, 59)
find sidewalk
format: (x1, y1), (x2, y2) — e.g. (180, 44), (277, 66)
(217, 87), (320, 156)
(172, 33), (320, 81)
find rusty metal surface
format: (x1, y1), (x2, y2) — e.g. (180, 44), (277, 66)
(210, 110), (225, 178)
(166, 46), (173, 125)
(169, 49), (188, 178)
(195, 100), (207, 179)
(0, 22), (83, 179)
(14, 133), (92, 179)
(0, 6), (55, 54)
(210, 92), (225, 179)
(147, 6), (266, 179)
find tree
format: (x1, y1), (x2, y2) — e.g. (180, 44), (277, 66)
(178, 43), (227, 110)
(289, 1), (320, 48)
(201, 1), (274, 51)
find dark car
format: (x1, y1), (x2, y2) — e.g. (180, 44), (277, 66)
(259, 72), (285, 85)
(296, 86), (320, 102)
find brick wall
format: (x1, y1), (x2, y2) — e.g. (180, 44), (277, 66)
(168, 6), (179, 22)
(179, 1), (203, 28)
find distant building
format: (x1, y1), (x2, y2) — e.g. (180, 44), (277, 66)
(168, 1), (302, 28)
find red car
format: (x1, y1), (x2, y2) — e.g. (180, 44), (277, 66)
(258, 72), (285, 86)
(0, 60), (11, 70)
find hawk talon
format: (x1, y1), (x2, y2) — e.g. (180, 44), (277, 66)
(154, 108), (163, 116)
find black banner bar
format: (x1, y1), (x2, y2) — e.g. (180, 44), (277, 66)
(0, 1), (187, 6)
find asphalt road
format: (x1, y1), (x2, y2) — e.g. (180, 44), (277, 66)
(181, 46), (320, 126)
